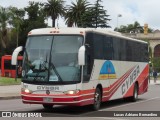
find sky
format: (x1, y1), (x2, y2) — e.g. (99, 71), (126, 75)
(0, 0), (159, 30)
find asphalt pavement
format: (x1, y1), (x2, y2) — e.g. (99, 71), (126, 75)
(0, 79), (160, 100)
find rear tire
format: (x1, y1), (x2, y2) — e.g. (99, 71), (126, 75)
(92, 87), (102, 111)
(131, 83), (138, 102)
(43, 104), (53, 110)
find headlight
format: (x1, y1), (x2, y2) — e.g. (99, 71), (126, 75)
(64, 90), (80, 95)
(21, 88), (32, 94)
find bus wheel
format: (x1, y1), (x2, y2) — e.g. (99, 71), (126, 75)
(92, 87), (102, 111)
(131, 83), (138, 102)
(42, 104), (53, 110)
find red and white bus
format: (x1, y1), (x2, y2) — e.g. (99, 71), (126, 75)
(12, 28), (149, 110)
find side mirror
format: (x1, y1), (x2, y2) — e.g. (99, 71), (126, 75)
(11, 46), (23, 65)
(78, 46), (85, 66)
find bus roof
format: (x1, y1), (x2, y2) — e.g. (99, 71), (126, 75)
(29, 28), (147, 44)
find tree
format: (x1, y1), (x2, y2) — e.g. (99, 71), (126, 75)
(0, 6), (10, 54)
(25, 1), (46, 21)
(65, 0), (90, 27)
(9, 7), (25, 47)
(66, 0), (111, 28)
(114, 21), (153, 33)
(152, 57), (160, 72)
(5, 29), (17, 55)
(44, 0), (65, 27)
(19, 1), (47, 47)
(65, 10), (74, 27)
(79, 8), (93, 27)
(90, 0), (111, 28)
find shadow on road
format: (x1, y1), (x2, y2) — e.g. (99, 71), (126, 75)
(30, 98), (146, 117)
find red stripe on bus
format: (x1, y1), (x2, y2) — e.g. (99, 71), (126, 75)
(124, 64), (149, 98)
(102, 66), (136, 101)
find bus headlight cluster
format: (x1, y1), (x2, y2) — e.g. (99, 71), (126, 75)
(21, 88), (32, 94)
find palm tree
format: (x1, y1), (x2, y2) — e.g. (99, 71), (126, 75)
(65, 0), (90, 27)
(44, 0), (65, 27)
(0, 6), (10, 50)
(65, 10), (74, 27)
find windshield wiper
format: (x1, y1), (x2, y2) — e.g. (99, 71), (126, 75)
(50, 63), (63, 82)
(48, 36), (63, 82)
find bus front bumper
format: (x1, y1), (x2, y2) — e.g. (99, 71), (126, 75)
(21, 93), (94, 106)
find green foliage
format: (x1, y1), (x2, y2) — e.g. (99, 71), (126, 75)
(19, 1), (47, 47)
(88, 0), (111, 28)
(44, 0), (66, 27)
(65, 0), (90, 27)
(115, 21), (142, 33)
(9, 7), (25, 47)
(65, 0), (111, 28)
(0, 77), (21, 86)
(79, 8), (93, 27)
(0, 2), (47, 61)
(0, 6), (10, 51)
(152, 57), (160, 72)
(114, 21), (153, 33)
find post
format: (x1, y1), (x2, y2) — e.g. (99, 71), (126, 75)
(117, 14), (122, 31)
(15, 63), (18, 81)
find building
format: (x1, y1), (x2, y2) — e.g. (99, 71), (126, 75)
(123, 30), (160, 58)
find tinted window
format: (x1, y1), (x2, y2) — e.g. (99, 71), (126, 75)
(112, 37), (121, 60)
(119, 39), (127, 61)
(104, 37), (114, 60)
(85, 32), (148, 63)
(93, 33), (104, 59)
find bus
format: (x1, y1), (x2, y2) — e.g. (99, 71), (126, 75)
(1, 55), (23, 78)
(11, 28), (149, 110)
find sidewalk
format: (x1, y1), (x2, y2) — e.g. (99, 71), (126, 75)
(0, 80), (160, 100)
(0, 85), (21, 100)
(149, 79), (160, 85)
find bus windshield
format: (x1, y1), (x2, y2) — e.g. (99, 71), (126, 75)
(22, 35), (83, 84)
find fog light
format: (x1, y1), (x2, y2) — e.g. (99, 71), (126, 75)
(65, 90), (80, 95)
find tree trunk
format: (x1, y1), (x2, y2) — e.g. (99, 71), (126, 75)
(67, 21), (73, 27)
(17, 31), (19, 47)
(1, 38), (6, 48)
(52, 16), (56, 27)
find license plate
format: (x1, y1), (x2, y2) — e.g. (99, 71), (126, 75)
(43, 98), (52, 103)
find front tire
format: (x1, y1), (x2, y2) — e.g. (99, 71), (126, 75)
(92, 88), (102, 111)
(42, 104), (53, 110)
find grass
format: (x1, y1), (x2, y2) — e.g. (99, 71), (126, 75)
(0, 77), (21, 86)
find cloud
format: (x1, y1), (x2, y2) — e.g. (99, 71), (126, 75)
(103, 0), (160, 30)
(0, 0), (49, 8)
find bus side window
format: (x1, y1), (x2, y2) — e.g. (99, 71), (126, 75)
(83, 47), (91, 82)
(104, 37), (113, 60)
(83, 32), (94, 82)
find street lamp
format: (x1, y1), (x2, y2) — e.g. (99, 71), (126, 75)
(117, 14), (122, 30)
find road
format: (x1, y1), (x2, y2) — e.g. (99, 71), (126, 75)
(0, 84), (160, 120)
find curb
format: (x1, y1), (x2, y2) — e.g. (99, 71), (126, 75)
(149, 83), (160, 85)
(0, 96), (21, 100)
